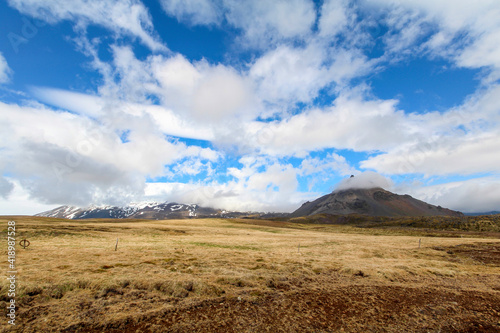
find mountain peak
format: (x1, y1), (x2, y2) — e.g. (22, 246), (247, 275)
(291, 187), (462, 217)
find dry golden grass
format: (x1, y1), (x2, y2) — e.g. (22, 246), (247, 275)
(1, 216), (499, 332)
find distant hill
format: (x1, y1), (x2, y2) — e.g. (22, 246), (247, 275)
(464, 211), (500, 216)
(290, 187), (463, 218)
(35, 202), (288, 220)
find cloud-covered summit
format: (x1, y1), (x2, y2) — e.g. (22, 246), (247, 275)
(334, 172), (394, 192)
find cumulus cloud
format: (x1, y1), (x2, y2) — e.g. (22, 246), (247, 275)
(152, 54), (256, 123)
(249, 43), (329, 105)
(81, 47), (256, 125)
(334, 171), (394, 191)
(0, 100), (220, 206)
(237, 92), (408, 157)
(318, 0), (350, 38)
(7, 0), (165, 51)
(299, 153), (356, 177)
(0, 53), (12, 84)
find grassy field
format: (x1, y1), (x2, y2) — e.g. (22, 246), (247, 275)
(1, 216), (499, 332)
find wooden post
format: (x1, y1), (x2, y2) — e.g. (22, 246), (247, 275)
(115, 238), (119, 251)
(418, 238), (421, 249)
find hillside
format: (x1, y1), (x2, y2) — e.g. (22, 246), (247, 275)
(291, 187), (463, 217)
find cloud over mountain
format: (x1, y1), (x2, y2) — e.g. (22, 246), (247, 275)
(335, 172), (394, 192)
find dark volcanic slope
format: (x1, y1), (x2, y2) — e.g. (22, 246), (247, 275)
(291, 187), (463, 217)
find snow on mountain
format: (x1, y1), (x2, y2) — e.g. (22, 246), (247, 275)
(35, 200), (290, 220)
(35, 201), (240, 219)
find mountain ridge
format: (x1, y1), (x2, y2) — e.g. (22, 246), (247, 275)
(35, 202), (288, 220)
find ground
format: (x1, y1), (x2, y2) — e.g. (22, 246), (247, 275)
(1, 216), (499, 332)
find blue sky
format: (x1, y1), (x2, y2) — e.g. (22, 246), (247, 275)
(1, 0), (500, 214)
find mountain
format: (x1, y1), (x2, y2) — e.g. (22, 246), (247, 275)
(36, 202), (240, 219)
(290, 187), (463, 218)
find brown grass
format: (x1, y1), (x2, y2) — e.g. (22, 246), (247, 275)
(1, 216), (499, 332)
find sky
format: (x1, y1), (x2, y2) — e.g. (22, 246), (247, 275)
(1, 0), (500, 215)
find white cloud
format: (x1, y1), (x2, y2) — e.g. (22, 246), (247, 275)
(318, 0), (350, 37)
(249, 43), (329, 105)
(160, 0), (222, 26)
(31, 87), (215, 140)
(224, 0), (316, 47)
(381, 7), (429, 57)
(457, 29), (500, 71)
(160, 0), (317, 48)
(248, 41), (373, 108)
(31, 87), (103, 118)
(191, 64), (253, 122)
(403, 177), (500, 213)
(169, 150), (221, 178)
(152, 54), (256, 123)
(172, 159), (208, 176)
(90, 47), (256, 125)
(109, 45), (159, 101)
(362, 134), (500, 176)
(364, 0), (500, 78)
(0, 100), (221, 206)
(0, 53), (12, 84)
(183, 145), (222, 162)
(299, 152), (356, 177)
(360, 84), (500, 176)
(7, 0), (165, 51)
(239, 92), (408, 156)
(144, 164), (308, 213)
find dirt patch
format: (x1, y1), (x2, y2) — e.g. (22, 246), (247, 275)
(8, 285), (499, 333)
(434, 242), (500, 266)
